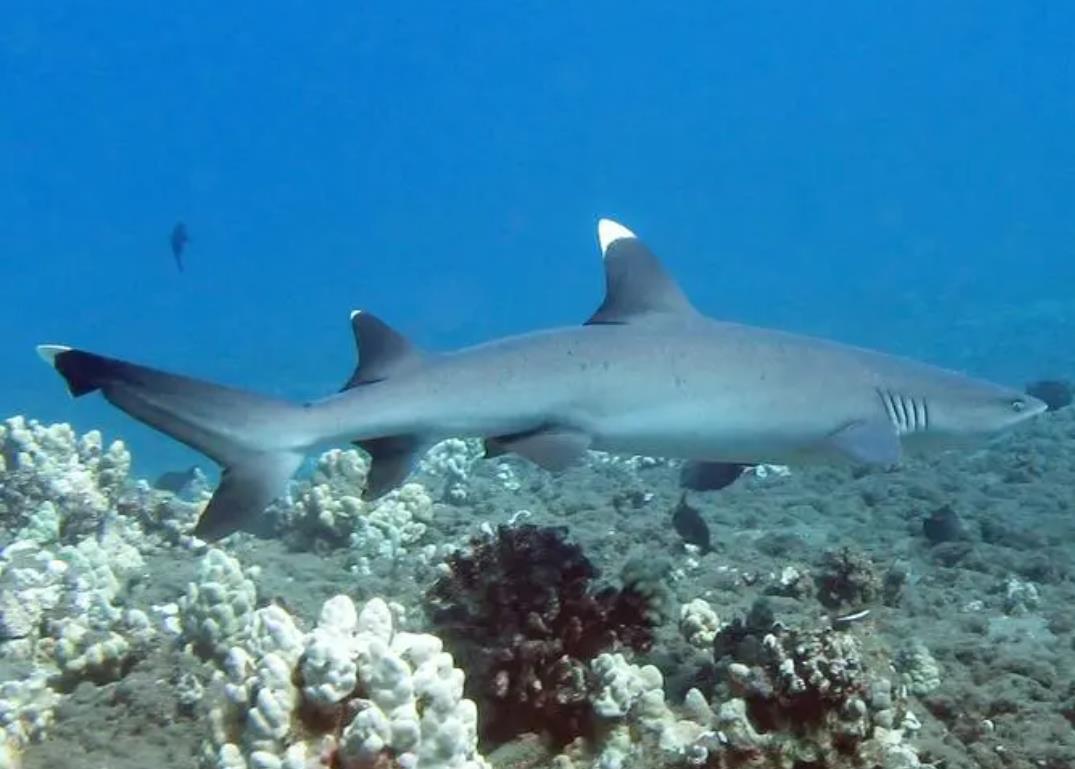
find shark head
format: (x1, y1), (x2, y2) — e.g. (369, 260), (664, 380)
(897, 373), (1047, 449)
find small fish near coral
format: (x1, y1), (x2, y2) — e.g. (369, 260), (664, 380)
(38, 218), (1047, 541)
(152, 465), (200, 495)
(671, 493), (712, 554)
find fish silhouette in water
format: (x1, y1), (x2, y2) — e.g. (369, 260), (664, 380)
(153, 465), (199, 494)
(170, 222), (189, 272)
(672, 493), (712, 554)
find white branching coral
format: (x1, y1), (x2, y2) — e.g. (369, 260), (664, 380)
(179, 548), (258, 657)
(678, 599), (721, 649)
(0, 670), (59, 751)
(589, 655), (712, 769)
(895, 640), (941, 696)
(264, 448), (435, 564)
(592, 653), (664, 719)
(419, 439), (483, 504)
(0, 523), (149, 758)
(349, 482), (433, 572)
(202, 594), (490, 769)
(0, 417), (131, 544)
(274, 449), (370, 545)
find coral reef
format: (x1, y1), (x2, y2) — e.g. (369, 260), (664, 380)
(264, 448), (434, 572)
(895, 641), (941, 697)
(179, 548), (259, 658)
(0, 521), (151, 754)
(0, 416), (130, 545)
(11, 406), (1075, 768)
(710, 600), (921, 767)
(201, 594), (490, 769)
(268, 448), (370, 547)
(813, 548), (883, 610)
(419, 439), (483, 505)
(425, 524), (663, 745)
(679, 599), (722, 650)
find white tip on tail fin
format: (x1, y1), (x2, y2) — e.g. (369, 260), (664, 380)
(36, 344), (72, 365)
(597, 218), (637, 257)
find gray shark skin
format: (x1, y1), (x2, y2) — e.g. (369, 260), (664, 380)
(37, 219), (1046, 540)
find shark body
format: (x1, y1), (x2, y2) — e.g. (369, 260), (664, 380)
(39, 220), (1046, 539)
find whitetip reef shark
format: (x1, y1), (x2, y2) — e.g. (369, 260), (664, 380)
(38, 219), (1046, 540)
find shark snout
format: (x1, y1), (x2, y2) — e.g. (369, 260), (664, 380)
(1019, 392), (1049, 419)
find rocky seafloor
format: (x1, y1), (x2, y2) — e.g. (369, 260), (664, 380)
(1, 406), (1073, 769)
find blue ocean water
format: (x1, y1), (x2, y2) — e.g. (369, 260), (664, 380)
(3, 1), (1073, 477)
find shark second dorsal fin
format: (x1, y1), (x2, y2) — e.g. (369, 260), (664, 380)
(341, 310), (423, 390)
(585, 219), (698, 325)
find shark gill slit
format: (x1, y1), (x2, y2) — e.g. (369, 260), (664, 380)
(914, 397), (928, 431)
(892, 391), (908, 432)
(903, 394), (917, 431)
(877, 388), (929, 434)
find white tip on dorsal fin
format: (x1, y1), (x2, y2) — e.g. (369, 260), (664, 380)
(586, 219), (698, 325)
(350, 309), (362, 321)
(597, 218), (637, 256)
(36, 344), (72, 366)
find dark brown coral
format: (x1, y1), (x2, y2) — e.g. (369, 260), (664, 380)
(425, 524), (661, 745)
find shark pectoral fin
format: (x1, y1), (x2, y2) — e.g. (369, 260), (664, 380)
(826, 419), (901, 465)
(194, 451), (304, 541)
(356, 435), (427, 500)
(341, 311), (424, 391)
(484, 427), (591, 472)
(586, 219), (699, 325)
(680, 461), (752, 491)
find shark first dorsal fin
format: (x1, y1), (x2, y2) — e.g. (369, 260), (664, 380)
(585, 219), (698, 325)
(341, 310), (423, 390)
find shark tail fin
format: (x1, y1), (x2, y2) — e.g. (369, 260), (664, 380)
(36, 344), (307, 540)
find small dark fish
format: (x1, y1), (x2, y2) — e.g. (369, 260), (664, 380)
(680, 460), (751, 492)
(672, 492), (712, 553)
(153, 465), (199, 494)
(170, 221), (189, 272)
(922, 504), (964, 544)
(1025, 379), (1072, 411)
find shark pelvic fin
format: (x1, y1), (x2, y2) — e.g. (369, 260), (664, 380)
(827, 418), (901, 466)
(586, 219), (699, 325)
(355, 435), (427, 500)
(195, 452), (304, 540)
(484, 426), (591, 471)
(342, 311), (424, 390)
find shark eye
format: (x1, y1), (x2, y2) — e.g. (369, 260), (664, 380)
(1010, 399), (1026, 413)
